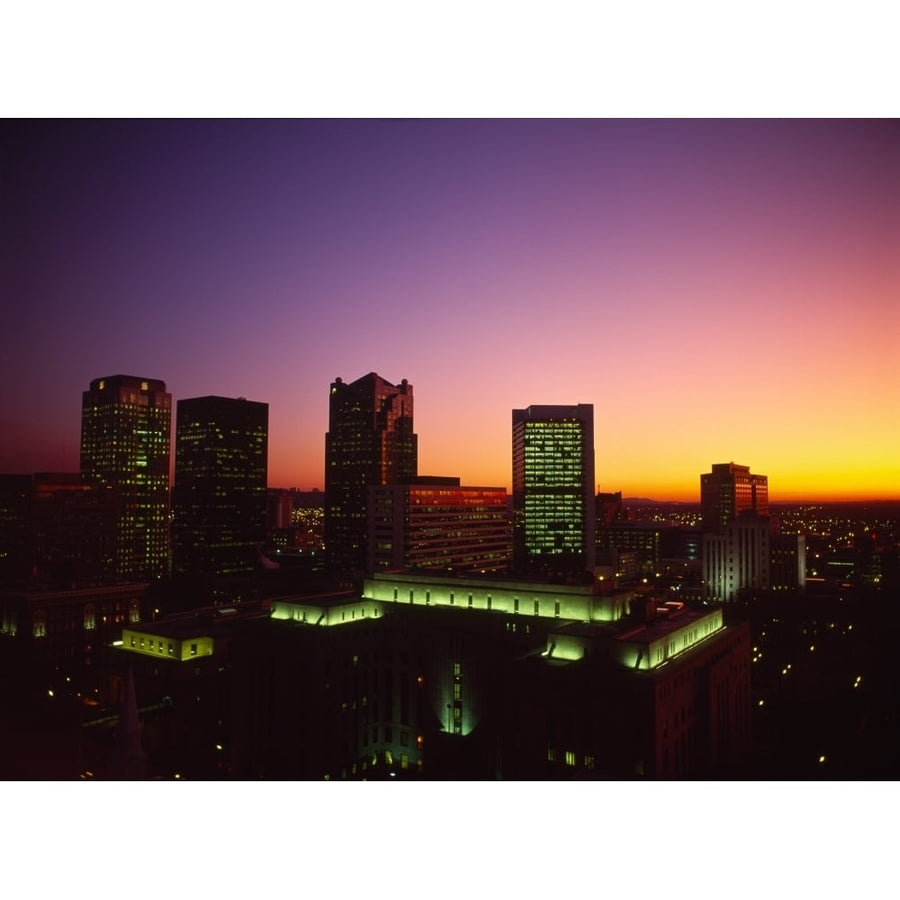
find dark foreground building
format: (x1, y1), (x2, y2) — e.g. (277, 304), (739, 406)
(228, 572), (750, 779)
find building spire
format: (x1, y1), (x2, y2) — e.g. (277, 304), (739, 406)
(111, 667), (147, 780)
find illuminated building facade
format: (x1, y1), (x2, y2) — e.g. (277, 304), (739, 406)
(172, 396), (268, 577)
(325, 373), (417, 575)
(701, 462), (768, 534)
(512, 404), (595, 575)
(80, 376), (172, 581)
(367, 477), (510, 574)
(703, 514), (771, 602)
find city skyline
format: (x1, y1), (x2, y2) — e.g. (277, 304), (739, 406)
(3, 119), (898, 501)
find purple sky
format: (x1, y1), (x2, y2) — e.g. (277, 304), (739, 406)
(2, 119), (898, 499)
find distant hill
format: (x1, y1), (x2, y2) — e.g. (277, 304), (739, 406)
(622, 498), (698, 506)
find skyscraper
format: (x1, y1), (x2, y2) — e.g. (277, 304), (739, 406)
(700, 462), (768, 534)
(512, 404), (595, 576)
(700, 462), (771, 603)
(172, 396), (268, 577)
(325, 373), (417, 575)
(80, 376), (171, 581)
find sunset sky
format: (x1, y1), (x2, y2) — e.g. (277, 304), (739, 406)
(2, 119), (898, 501)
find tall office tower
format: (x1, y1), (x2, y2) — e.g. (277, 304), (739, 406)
(325, 373), (417, 575)
(172, 396), (268, 577)
(368, 477), (510, 574)
(512, 404), (595, 576)
(81, 376), (172, 581)
(700, 462), (768, 534)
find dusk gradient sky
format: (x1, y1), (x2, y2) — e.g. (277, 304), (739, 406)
(2, 119), (898, 501)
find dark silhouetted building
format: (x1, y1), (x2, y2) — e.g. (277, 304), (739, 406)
(512, 404), (595, 576)
(31, 473), (119, 582)
(172, 396), (268, 577)
(0, 474), (33, 579)
(596, 490), (624, 528)
(770, 532), (807, 593)
(599, 522), (663, 582)
(0, 473), (119, 582)
(95, 599), (269, 778)
(0, 581), (147, 691)
(368, 477), (510, 574)
(325, 373), (417, 576)
(267, 489), (293, 530)
(700, 462), (768, 534)
(80, 376), (172, 581)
